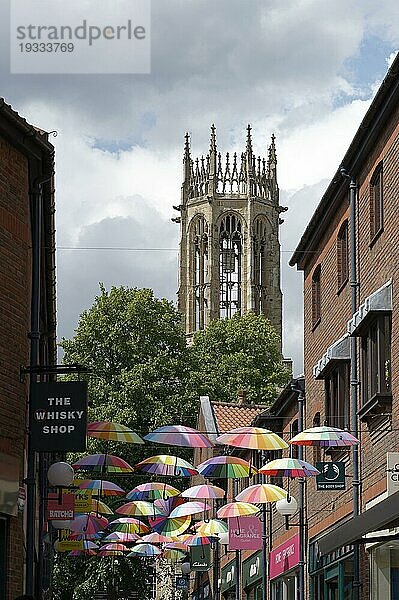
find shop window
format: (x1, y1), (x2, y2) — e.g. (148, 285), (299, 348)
(360, 314), (392, 414)
(337, 220), (349, 291)
(312, 265), (321, 328)
(370, 163), (383, 242)
(325, 363), (350, 430)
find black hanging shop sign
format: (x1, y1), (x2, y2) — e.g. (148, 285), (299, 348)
(30, 381), (88, 451)
(316, 461), (346, 490)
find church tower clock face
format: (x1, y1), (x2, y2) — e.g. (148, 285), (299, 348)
(174, 125), (286, 348)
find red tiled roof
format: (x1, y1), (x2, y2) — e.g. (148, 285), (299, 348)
(211, 402), (267, 433)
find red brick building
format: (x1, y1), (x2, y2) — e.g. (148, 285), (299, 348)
(289, 54), (399, 599)
(0, 99), (56, 599)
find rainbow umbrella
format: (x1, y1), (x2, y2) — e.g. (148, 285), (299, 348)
(78, 480), (125, 497)
(259, 458), (320, 478)
(235, 484), (287, 503)
(216, 426), (288, 450)
(141, 532), (175, 544)
(144, 425), (213, 448)
(196, 456), (256, 478)
(153, 496), (185, 516)
(107, 518), (150, 534)
(127, 482), (180, 501)
(73, 454), (134, 474)
(87, 421), (144, 444)
(135, 455), (198, 477)
(183, 534), (214, 547)
(169, 501), (211, 518)
(99, 549), (125, 557)
(90, 499), (114, 515)
(149, 514), (192, 537)
(103, 532), (140, 543)
(70, 531), (102, 541)
(164, 541), (188, 551)
(163, 549), (186, 561)
(116, 501), (163, 517)
(217, 502), (259, 518)
(68, 549), (97, 557)
(128, 543), (162, 557)
(196, 519), (228, 536)
(69, 513), (109, 535)
(100, 543), (129, 552)
(290, 426), (360, 447)
(181, 484), (225, 499)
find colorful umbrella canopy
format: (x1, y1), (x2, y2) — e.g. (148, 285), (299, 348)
(87, 421), (144, 444)
(107, 518), (150, 534)
(141, 532), (175, 544)
(217, 502), (259, 518)
(116, 501), (163, 517)
(149, 514), (192, 537)
(73, 454), (134, 474)
(128, 543), (162, 557)
(196, 519), (228, 536)
(69, 513), (109, 535)
(152, 497), (185, 516)
(135, 455), (198, 477)
(103, 532), (140, 543)
(235, 484), (287, 503)
(163, 549), (186, 561)
(100, 543), (129, 552)
(98, 549), (125, 557)
(90, 499), (114, 515)
(68, 549), (97, 557)
(216, 426), (288, 450)
(144, 425), (213, 448)
(181, 484), (225, 499)
(169, 501), (211, 518)
(183, 534), (213, 547)
(289, 426), (360, 447)
(259, 458), (320, 478)
(196, 456), (256, 478)
(78, 480), (125, 496)
(127, 482), (180, 501)
(164, 541), (188, 551)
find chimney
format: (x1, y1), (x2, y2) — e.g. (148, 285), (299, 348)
(237, 388), (248, 404)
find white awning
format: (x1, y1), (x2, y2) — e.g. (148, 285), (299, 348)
(347, 280), (392, 336)
(313, 334), (350, 380)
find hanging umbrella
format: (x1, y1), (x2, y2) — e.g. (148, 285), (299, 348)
(78, 480), (125, 497)
(68, 549), (97, 557)
(196, 519), (228, 536)
(107, 518), (150, 534)
(149, 514), (192, 537)
(73, 454), (134, 474)
(127, 482), (180, 501)
(102, 532), (140, 543)
(259, 458), (320, 478)
(99, 543), (129, 552)
(144, 425), (213, 448)
(141, 532), (175, 544)
(135, 455), (198, 477)
(87, 421), (144, 444)
(183, 534), (214, 547)
(235, 483), (287, 503)
(216, 426), (288, 450)
(99, 549), (125, 557)
(116, 501), (163, 517)
(164, 541), (189, 551)
(163, 549), (186, 561)
(290, 426), (360, 447)
(69, 513), (109, 535)
(196, 456), (256, 478)
(90, 499), (114, 515)
(217, 502), (259, 518)
(181, 484), (225, 499)
(169, 501), (211, 518)
(128, 543), (162, 557)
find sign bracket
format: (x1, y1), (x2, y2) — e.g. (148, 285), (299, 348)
(20, 363), (90, 382)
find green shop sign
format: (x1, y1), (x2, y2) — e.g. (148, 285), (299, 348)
(242, 551), (263, 589)
(190, 545), (211, 571)
(221, 559), (236, 592)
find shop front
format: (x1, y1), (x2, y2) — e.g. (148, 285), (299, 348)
(269, 534), (300, 600)
(221, 559), (236, 600)
(242, 550), (263, 600)
(309, 541), (354, 600)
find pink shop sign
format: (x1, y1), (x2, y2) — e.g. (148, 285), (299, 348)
(228, 516), (263, 551)
(269, 534), (300, 580)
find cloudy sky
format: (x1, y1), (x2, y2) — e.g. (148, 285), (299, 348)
(1, 0), (398, 374)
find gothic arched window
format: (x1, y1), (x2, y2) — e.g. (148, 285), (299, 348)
(253, 217), (268, 313)
(219, 214), (242, 319)
(192, 216), (208, 330)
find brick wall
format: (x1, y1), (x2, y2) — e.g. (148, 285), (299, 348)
(0, 134), (32, 599)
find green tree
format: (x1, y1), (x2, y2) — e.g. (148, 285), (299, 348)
(187, 312), (290, 404)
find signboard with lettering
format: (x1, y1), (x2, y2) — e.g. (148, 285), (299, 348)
(387, 453), (399, 495)
(221, 560), (235, 593)
(46, 492), (75, 521)
(56, 528), (83, 552)
(175, 576), (189, 590)
(31, 381), (88, 451)
(316, 461), (346, 490)
(242, 550), (263, 588)
(64, 488), (92, 512)
(190, 545), (211, 571)
(229, 516), (263, 551)
(269, 533), (300, 580)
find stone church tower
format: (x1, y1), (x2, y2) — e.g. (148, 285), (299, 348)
(174, 125), (286, 347)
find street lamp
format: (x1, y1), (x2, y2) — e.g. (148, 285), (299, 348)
(47, 462), (74, 488)
(276, 496), (298, 528)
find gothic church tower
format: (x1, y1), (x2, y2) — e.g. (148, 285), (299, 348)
(174, 125), (286, 348)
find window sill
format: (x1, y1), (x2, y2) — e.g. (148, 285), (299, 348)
(337, 278), (348, 295)
(312, 317), (321, 332)
(358, 393), (392, 423)
(369, 227), (384, 248)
